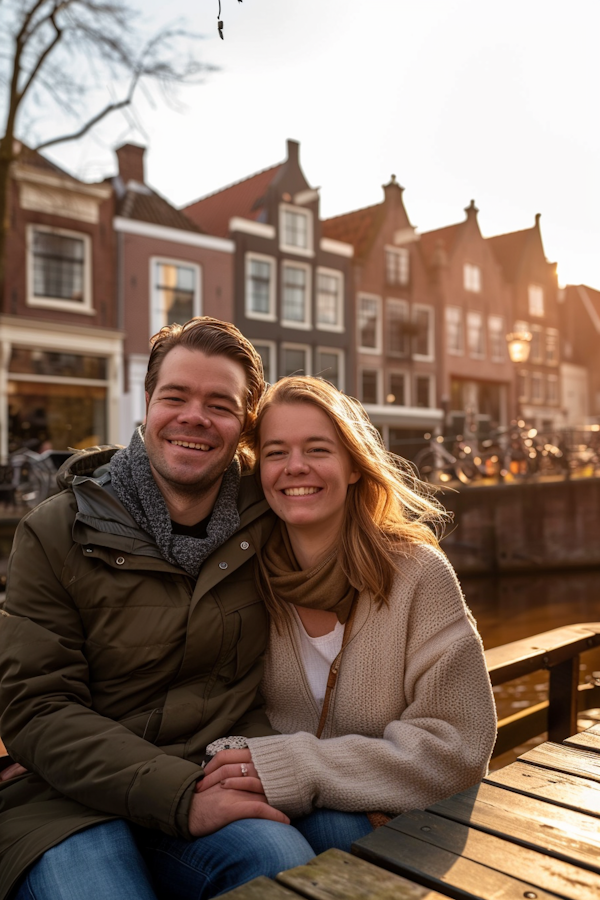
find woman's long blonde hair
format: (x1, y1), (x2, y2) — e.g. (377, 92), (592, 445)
(253, 376), (449, 614)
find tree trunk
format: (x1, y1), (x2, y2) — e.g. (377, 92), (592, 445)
(0, 136), (16, 313)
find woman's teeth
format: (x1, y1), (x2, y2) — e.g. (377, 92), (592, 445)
(283, 487), (320, 496)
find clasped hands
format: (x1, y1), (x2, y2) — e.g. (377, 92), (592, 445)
(188, 748), (289, 836)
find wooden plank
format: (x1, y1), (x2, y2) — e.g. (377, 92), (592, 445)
(219, 876), (302, 899)
(484, 623), (600, 685)
(485, 759), (600, 816)
(354, 822), (566, 900)
(521, 741), (600, 783)
(428, 781), (600, 871)
(277, 848), (449, 900)
(374, 808), (600, 900)
(548, 656), (579, 741)
(565, 724), (600, 752)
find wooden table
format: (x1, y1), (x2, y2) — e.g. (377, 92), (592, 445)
(221, 724), (600, 899)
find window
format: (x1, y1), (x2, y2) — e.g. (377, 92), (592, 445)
(464, 263), (481, 293)
(245, 253), (275, 320)
(282, 262), (311, 328)
(530, 327), (543, 364)
(316, 347), (344, 390)
(361, 369), (379, 405)
(446, 306), (464, 355)
(467, 311), (485, 358)
(385, 247), (410, 286)
(28, 225), (92, 313)
(546, 329), (559, 365)
(281, 343), (310, 377)
(252, 341), (276, 384)
(280, 205), (313, 255)
(357, 294), (382, 352)
(547, 374), (559, 404)
(413, 305), (434, 360)
(518, 370), (529, 401)
(528, 284), (545, 317)
(316, 268), (344, 331)
(415, 376), (432, 408)
(531, 371), (544, 402)
(387, 299), (409, 357)
(387, 372), (407, 406)
(151, 259), (200, 335)
(488, 316), (506, 362)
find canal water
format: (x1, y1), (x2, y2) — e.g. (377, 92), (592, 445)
(462, 566), (600, 767)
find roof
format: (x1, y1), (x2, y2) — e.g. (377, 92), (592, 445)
(573, 284), (600, 335)
(116, 183), (202, 233)
(183, 162), (284, 237)
(487, 227), (533, 282)
(321, 202), (385, 259)
(418, 222), (462, 266)
(15, 143), (79, 180)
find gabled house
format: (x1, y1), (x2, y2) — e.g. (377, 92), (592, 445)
(488, 215), (562, 430)
(322, 177), (443, 457)
(0, 143), (122, 461)
(183, 139), (353, 391)
(560, 284), (600, 425)
(112, 143), (236, 439)
(420, 201), (514, 436)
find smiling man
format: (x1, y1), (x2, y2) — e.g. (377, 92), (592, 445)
(0, 318), (314, 900)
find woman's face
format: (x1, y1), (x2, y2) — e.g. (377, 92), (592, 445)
(259, 402), (360, 538)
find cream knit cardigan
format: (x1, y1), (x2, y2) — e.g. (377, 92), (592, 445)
(247, 545), (497, 819)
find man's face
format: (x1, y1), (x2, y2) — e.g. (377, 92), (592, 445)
(144, 346), (248, 496)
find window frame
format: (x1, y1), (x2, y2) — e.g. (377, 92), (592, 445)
(281, 260), (312, 330)
(279, 203), (314, 257)
(528, 283), (545, 317)
(245, 252), (276, 322)
(412, 303), (435, 362)
(281, 342), (311, 378)
(357, 293), (382, 354)
(315, 266), (344, 332)
(315, 345), (345, 391)
(27, 224), (93, 314)
(488, 315), (506, 362)
(384, 245), (410, 287)
(466, 310), (486, 359)
(463, 263), (482, 293)
(360, 366), (381, 405)
(546, 373), (559, 405)
(386, 298), (410, 358)
(414, 373), (435, 409)
(386, 368), (409, 406)
(251, 339), (277, 385)
(531, 371), (544, 403)
(150, 256), (202, 337)
(518, 369), (529, 402)
(446, 305), (464, 356)
(546, 328), (559, 366)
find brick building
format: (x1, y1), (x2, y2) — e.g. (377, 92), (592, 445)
(560, 284), (600, 425)
(0, 144), (122, 461)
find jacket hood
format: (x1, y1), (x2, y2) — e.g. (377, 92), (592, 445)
(56, 445), (123, 490)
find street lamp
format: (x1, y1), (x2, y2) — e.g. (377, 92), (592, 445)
(506, 330), (532, 363)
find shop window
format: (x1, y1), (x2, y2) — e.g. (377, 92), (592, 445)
(151, 259), (200, 335)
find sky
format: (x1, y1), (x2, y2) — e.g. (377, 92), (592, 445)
(13, 0), (600, 288)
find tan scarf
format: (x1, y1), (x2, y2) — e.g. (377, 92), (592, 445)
(260, 520), (356, 623)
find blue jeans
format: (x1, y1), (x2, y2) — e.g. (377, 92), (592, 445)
(13, 811), (372, 900)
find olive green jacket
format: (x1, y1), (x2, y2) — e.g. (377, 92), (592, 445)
(0, 448), (276, 900)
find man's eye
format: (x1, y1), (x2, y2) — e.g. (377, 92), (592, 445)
(265, 450), (284, 458)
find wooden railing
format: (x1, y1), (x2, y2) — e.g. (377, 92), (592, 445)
(485, 623), (600, 757)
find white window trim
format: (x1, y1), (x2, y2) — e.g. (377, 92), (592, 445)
(464, 263), (482, 293)
(488, 315), (506, 362)
(412, 303), (435, 362)
(316, 345), (345, 391)
(446, 306), (464, 356)
(316, 266), (344, 332)
(27, 223), (94, 314)
(279, 203), (314, 257)
(150, 256), (202, 337)
(281, 260), (312, 330)
(360, 366), (381, 405)
(245, 252), (276, 322)
(547, 373), (559, 405)
(251, 339), (277, 384)
(466, 309), (486, 360)
(384, 245), (410, 287)
(281, 342), (312, 377)
(357, 293), (382, 354)
(528, 283), (545, 318)
(531, 371), (544, 403)
(414, 373), (435, 409)
(386, 298), (410, 357)
(387, 368), (410, 406)
(530, 324), (544, 364)
(546, 327), (559, 366)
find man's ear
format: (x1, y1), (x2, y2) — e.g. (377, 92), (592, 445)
(144, 391), (150, 422)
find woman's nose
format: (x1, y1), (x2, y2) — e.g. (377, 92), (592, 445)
(284, 452), (309, 475)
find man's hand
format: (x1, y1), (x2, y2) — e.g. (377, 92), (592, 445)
(0, 761), (28, 782)
(198, 748), (264, 796)
(188, 781), (289, 837)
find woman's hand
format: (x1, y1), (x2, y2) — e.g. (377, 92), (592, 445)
(0, 761), (28, 781)
(197, 748), (265, 796)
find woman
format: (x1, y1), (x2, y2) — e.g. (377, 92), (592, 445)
(198, 376), (497, 852)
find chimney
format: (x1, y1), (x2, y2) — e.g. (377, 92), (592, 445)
(383, 174), (404, 205)
(286, 139), (300, 165)
(464, 199), (479, 219)
(116, 143), (146, 185)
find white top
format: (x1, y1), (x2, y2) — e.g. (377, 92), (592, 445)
(292, 607), (344, 707)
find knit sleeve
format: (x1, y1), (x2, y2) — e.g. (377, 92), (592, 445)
(246, 549), (496, 819)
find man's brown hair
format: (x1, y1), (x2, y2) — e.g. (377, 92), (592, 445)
(146, 317), (265, 466)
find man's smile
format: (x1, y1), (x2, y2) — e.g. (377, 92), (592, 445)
(169, 440), (212, 451)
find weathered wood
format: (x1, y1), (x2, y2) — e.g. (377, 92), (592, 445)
(548, 655), (579, 741)
(377, 808), (600, 900)
(494, 701), (548, 758)
(429, 781), (600, 871)
(277, 848), (447, 900)
(354, 822), (564, 900)
(485, 759), (600, 816)
(565, 723), (600, 752)
(521, 741), (600, 782)
(484, 623), (600, 685)
(218, 876), (301, 899)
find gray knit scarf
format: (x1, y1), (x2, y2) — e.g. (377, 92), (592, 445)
(110, 426), (241, 577)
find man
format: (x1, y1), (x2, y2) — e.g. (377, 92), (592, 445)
(0, 318), (314, 900)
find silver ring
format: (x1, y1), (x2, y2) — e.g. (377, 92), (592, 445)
(240, 763), (248, 777)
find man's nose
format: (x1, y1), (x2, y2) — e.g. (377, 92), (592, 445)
(177, 404), (212, 428)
